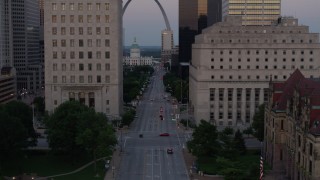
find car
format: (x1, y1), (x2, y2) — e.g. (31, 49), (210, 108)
(139, 134), (143, 138)
(150, 98), (154, 101)
(167, 148), (173, 154)
(159, 133), (170, 136)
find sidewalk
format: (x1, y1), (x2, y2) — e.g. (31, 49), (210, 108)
(104, 148), (122, 180)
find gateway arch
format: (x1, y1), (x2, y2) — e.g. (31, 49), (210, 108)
(122, 0), (171, 30)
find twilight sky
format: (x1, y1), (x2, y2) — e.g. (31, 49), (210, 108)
(123, 0), (320, 46)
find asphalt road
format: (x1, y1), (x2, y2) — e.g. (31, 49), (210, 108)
(117, 67), (190, 180)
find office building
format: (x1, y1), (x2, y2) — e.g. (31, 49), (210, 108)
(189, 16), (320, 128)
(124, 39), (153, 66)
(265, 70), (320, 179)
(44, 0), (123, 117)
(222, 0), (281, 26)
(207, 0), (222, 27)
(0, 67), (16, 104)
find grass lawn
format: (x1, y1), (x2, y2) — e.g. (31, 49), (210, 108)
(197, 149), (270, 175)
(1, 150), (105, 180)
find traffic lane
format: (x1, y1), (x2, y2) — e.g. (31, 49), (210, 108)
(117, 148), (145, 180)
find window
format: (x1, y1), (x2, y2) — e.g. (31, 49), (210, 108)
(87, 27), (92, 35)
(53, 64), (57, 71)
(97, 63), (101, 71)
(96, 3), (101, 10)
(52, 15), (57, 23)
(105, 76), (110, 83)
(79, 52), (84, 59)
(105, 63), (110, 71)
(88, 52), (92, 59)
(79, 76), (84, 83)
(96, 27), (101, 35)
(78, 3), (83, 10)
(97, 76), (101, 83)
(70, 39), (75, 47)
(105, 52), (110, 59)
(61, 40), (66, 47)
(70, 51), (75, 59)
(87, 15), (92, 23)
(70, 27), (75, 35)
(78, 15), (83, 23)
(71, 76), (75, 83)
(53, 52), (57, 59)
(310, 50), (313, 55)
(61, 52), (66, 59)
(87, 3), (92, 10)
(61, 27), (66, 35)
(105, 39), (110, 47)
(96, 15), (101, 23)
(62, 64), (66, 71)
(70, 63), (75, 71)
(52, 40), (57, 47)
(301, 50), (304, 55)
(88, 64), (92, 71)
(62, 76), (66, 83)
(105, 15), (109, 23)
(52, 3), (57, 10)
(79, 64), (84, 71)
(52, 27), (57, 35)
(79, 39), (84, 47)
(105, 27), (109, 35)
(70, 3), (74, 10)
(88, 76), (93, 83)
(53, 76), (57, 83)
(105, 3), (110, 10)
(87, 39), (92, 47)
(96, 51), (101, 59)
(61, 15), (65, 23)
(96, 39), (101, 47)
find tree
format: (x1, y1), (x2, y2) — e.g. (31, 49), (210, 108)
(46, 101), (116, 165)
(218, 127), (235, 159)
(33, 97), (45, 116)
(233, 130), (246, 155)
(243, 126), (253, 138)
(3, 101), (35, 141)
(252, 104), (265, 141)
(0, 108), (28, 161)
(187, 120), (220, 157)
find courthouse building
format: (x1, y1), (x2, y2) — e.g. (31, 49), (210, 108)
(265, 70), (320, 180)
(44, 1), (123, 117)
(189, 16), (320, 128)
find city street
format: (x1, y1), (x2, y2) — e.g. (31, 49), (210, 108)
(116, 67), (190, 180)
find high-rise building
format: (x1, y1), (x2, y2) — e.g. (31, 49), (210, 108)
(222, 0), (281, 26)
(44, 0), (123, 117)
(1, 0), (43, 92)
(0, 0), (4, 68)
(179, 0), (221, 66)
(189, 16), (320, 129)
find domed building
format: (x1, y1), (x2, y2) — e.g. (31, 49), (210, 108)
(123, 38), (153, 66)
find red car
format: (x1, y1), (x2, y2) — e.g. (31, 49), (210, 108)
(159, 133), (170, 136)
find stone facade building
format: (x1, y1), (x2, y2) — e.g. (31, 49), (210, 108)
(189, 16), (320, 128)
(265, 70), (320, 180)
(123, 39), (153, 66)
(44, 0), (123, 117)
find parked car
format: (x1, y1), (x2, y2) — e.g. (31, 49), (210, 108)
(159, 133), (170, 136)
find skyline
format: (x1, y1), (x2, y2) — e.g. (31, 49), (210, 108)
(123, 0), (320, 46)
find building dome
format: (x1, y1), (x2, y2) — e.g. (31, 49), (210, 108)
(130, 37), (140, 50)
(130, 38), (140, 58)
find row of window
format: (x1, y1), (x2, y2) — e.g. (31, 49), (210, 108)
(211, 57), (314, 63)
(52, 75), (110, 84)
(53, 63), (110, 71)
(52, 3), (109, 11)
(211, 65), (314, 70)
(216, 29), (307, 34)
(211, 38), (315, 44)
(52, 51), (110, 59)
(52, 39), (110, 47)
(51, 15), (109, 24)
(52, 27), (109, 35)
(210, 88), (268, 102)
(212, 49), (314, 55)
(210, 74), (316, 80)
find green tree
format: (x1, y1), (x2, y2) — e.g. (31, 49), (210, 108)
(187, 120), (220, 157)
(0, 108), (28, 161)
(33, 97), (45, 116)
(233, 130), (246, 155)
(3, 101), (35, 140)
(243, 126), (253, 138)
(218, 127), (235, 159)
(46, 101), (116, 165)
(252, 104), (265, 141)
